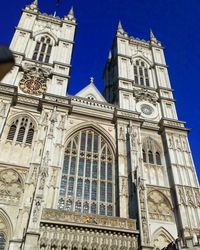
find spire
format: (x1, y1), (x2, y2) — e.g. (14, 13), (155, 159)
(150, 29), (156, 40)
(33, 0), (38, 5)
(117, 20), (123, 30)
(69, 6), (74, 16)
(65, 6), (76, 22)
(116, 20), (128, 37)
(26, 0), (39, 11)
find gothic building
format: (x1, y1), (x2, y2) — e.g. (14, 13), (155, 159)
(0, 1), (199, 249)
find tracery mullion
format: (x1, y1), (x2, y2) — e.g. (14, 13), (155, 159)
(105, 145), (108, 215)
(74, 132), (81, 209)
(23, 119), (31, 144)
(66, 138), (73, 208)
(13, 117), (23, 144)
(37, 39), (43, 61)
(88, 131), (94, 212)
(96, 134), (102, 215)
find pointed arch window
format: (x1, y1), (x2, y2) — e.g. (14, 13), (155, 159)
(156, 152), (162, 165)
(134, 59), (150, 87)
(32, 36), (53, 63)
(58, 129), (115, 216)
(7, 117), (35, 145)
(148, 151), (154, 164)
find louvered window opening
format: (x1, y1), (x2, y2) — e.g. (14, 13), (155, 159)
(7, 117), (34, 145)
(32, 36), (52, 63)
(58, 129), (115, 216)
(134, 60), (150, 87)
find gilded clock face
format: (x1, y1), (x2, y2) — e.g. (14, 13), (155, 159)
(19, 78), (47, 96)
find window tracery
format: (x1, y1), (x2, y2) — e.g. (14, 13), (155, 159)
(32, 36), (53, 63)
(148, 191), (173, 221)
(58, 129), (115, 216)
(133, 59), (150, 87)
(7, 116), (35, 145)
(142, 137), (165, 186)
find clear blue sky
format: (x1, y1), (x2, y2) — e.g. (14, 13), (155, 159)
(1, 0), (200, 180)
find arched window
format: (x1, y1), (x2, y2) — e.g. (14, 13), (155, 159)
(156, 152), (162, 165)
(58, 129), (115, 216)
(7, 117), (35, 145)
(148, 151), (154, 164)
(142, 149), (146, 163)
(142, 138), (163, 166)
(32, 36), (53, 63)
(133, 59), (150, 87)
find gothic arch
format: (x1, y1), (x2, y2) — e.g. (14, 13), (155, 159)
(0, 168), (24, 198)
(64, 121), (116, 153)
(0, 209), (13, 249)
(131, 55), (153, 67)
(33, 30), (58, 45)
(147, 190), (174, 221)
(152, 227), (174, 250)
(142, 136), (161, 153)
(6, 112), (38, 128)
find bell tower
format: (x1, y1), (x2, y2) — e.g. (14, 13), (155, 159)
(104, 22), (200, 249)
(1, 0), (77, 97)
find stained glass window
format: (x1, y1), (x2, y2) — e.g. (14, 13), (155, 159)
(59, 129), (115, 216)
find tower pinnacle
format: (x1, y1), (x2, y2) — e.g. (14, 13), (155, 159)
(116, 20), (128, 37)
(65, 6), (76, 22)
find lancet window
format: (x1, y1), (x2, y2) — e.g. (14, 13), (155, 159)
(32, 36), (53, 63)
(7, 116), (35, 145)
(58, 129), (115, 216)
(133, 59), (150, 87)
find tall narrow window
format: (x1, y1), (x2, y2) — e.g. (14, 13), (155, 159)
(58, 129), (115, 216)
(156, 152), (162, 165)
(32, 36), (53, 63)
(148, 151), (154, 164)
(133, 59), (150, 87)
(7, 117), (35, 145)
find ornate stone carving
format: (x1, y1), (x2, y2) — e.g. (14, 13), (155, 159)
(0, 100), (6, 116)
(42, 208), (136, 230)
(32, 198), (42, 223)
(148, 190), (173, 221)
(134, 89), (158, 105)
(129, 125), (138, 150)
(0, 169), (23, 198)
(118, 125), (126, 140)
(178, 188), (186, 205)
(40, 223), (138, 249)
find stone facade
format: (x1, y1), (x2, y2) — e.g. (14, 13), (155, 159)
(0, 1), (199, 250)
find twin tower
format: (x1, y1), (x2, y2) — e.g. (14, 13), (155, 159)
(0, 1), (199, 250)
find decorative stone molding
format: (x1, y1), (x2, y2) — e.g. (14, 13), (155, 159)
(0, 169), (24, 201)
(133, 89), (158, 105)
(42, 209), (137, 231)
(147, 190), (174, 221)
(40, 223), (138, 250)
